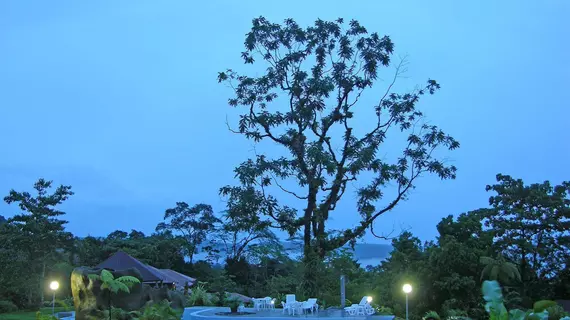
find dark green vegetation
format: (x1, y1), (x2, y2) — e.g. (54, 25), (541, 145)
(1, 17), (569, 320)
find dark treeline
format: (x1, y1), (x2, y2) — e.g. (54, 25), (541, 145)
(1, 174), (569, 320)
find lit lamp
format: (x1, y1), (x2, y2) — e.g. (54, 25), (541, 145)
(367, 296), (372, 303)
(50, 281), (59, 316)
(403, 284), (412, 320)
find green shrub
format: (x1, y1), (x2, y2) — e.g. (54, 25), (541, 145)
(546, 305), (569, 320)
(110, 307), (140, 320)
(377, 306), (394, 315)
(35, 312), (57, 320)
(445, 309), (467, 318)
(482, 281), (549, 320)
(0, 300), (18, 313)
(424, 311), (441, 320)
(187, 284), (212, 306)
(138, 300), (181, 320)
(534, 301), (558, 313)
(225, 295), (242, 313)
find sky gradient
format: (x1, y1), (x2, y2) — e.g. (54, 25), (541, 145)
(1, 1), (568, 244)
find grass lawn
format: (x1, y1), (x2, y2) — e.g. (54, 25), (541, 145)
(0, 307), (67, 320)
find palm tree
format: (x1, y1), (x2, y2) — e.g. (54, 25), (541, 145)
(480, 255), (521, 285)
(88, 269), (140, 320)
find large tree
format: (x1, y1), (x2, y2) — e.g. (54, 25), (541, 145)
(218, 17), (459, 291)
(482, 174), (570, 300)
(156, 202), (218, 263)
(2, 178), (74, 304)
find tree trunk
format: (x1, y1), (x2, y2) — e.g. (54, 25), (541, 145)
(40, 261), (46, 304)
(108, 293), (112, 320)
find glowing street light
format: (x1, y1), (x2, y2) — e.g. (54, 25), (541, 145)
(366, 296), (373, 303)
(403, 284), (412, 320)
(50, 281), (59, 316)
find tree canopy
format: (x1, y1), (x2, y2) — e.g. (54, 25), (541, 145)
(218, 16), (459, 292)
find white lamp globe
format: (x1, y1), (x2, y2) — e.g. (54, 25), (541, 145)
(403, 284), (412, 294)
(366, 296), (373, 303)
(50, 281), (59, 291)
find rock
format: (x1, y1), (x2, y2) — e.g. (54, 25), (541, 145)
(71, 267), (184, 320)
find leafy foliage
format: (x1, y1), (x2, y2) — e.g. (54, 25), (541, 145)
(155, 202), (219, 263)
(482, 175), (570, 300)
(0, 301), (18, 313)
(88, 270), (140, 320)
(137, 300), (180, 320)
(480, 255), (521, 285)
(424, 311), (441, 320)
(186, 284), (212, 307)
(219, 16), (459, 293)
(0, 179), (74, 306)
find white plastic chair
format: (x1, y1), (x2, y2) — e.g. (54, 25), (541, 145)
(344, 304), (359, 316)
(285, 295), (297, 315)
(282, 301), (289, 314)
(302, 298), (318, 314)
(357, 296), (375, 316)
(264, 297), (274, 310)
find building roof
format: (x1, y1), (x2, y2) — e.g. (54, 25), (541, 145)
(157, 268), (196, 287)
(96, 251), (194, 287)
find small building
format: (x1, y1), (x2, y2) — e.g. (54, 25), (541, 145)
(96, 251), (196, 291)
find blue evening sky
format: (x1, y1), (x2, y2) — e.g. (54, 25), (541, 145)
(1, 1), (568, 244)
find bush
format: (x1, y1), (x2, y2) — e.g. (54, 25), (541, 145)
(445, 309), (468, 318)
(187, 284), (212, 306)
(35, 312), (57, 320)
(424, 311), (441, 320)
(0, 300), (18, 313)
(377, 306), (394, 315)
(108, 307), (141, 320)
(225, 295), (242, 313)
(546, 305), (569, 320)
(138, 300), (181, 320)
(534, 301), (559, 313)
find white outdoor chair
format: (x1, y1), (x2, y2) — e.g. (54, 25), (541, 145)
(344, 304), (359, 316)
(302, 298), (318, 314)
(264, 297), (274, 310)
(282, 301), (290, 314)
(357, 296), (375, 316)
(285, 295), (297, 315)
(253, 298), (266, 311)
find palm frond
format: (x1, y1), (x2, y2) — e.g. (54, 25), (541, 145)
(88, 274), (100, 282)
(116, 275), (140, 286)
(115, 281), (130, 294)
(479, 256), (495, 265)
(100, 269), (114, 283)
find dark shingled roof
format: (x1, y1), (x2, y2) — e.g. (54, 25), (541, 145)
(96, 251), (194, 286)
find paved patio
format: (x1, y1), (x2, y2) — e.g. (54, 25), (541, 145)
(183, 307), (396, 320)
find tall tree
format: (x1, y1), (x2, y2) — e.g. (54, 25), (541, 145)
(156, 202), (219, 263)
(218, 186), (278, 261)
(482, 174), (570, 300)
(2, 178), (74, 304)
(218, 17), (459, 292)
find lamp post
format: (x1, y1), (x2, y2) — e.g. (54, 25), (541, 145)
(49, 281), (59, 316)
(402, 284), (412, 320)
